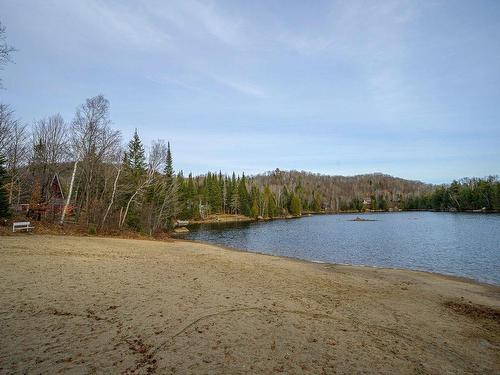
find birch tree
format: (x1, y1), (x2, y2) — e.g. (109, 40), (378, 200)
(70, 95), (121, 224)
(100, 149), (123, 230)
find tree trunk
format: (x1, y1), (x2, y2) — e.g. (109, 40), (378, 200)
(60, 161), (78, 225)
(100, 167), (121, 231)
(120, 189), (140, 229)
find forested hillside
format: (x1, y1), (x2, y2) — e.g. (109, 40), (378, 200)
(176, 170), (433, 220)
(1, 95), (499, 235)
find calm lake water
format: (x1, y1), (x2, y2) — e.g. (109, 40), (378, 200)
(184, 212), (500, 285)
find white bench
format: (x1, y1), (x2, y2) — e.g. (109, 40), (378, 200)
(12, 221), (35, 233)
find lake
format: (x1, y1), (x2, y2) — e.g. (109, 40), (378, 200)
(183, 212), (500, 285)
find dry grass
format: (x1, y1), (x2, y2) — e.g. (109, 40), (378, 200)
(445, 300), (500, 322)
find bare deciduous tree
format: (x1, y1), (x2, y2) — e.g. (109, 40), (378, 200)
(70, 95), (121, 224)
(6, 121), (29, 204)
(31, 114), (68, 200)
(0, 104), (15, 155)
(0, 22), (16, 88)
(0, 105), (29, 205)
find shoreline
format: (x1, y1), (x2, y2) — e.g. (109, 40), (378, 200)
(176, 237), (500, 289)
(186, 209), (500, 227)
(2, 230), (498, 288)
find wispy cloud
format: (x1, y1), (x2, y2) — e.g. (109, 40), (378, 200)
(48, 0), (172, 53)
(82, 1), (171, 51)
(145, 74), (206, 93)
(211, 75), (267, 98)
(3, 0), (499, 180)
(276, 32), (332, 55)
(151, 0), (245, 47)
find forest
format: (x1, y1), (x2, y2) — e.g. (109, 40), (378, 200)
(1, 94), (499, 235)
(403, 177), (500, 212)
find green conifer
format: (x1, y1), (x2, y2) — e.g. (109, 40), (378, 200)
(238, 173), (250, 216)
(290, 194), (301, 216)
(124, 129), (146, 183)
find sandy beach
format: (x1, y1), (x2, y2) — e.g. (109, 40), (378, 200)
(0, 235), (498, 374)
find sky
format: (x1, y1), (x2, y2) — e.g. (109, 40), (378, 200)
(1, 0), (499, 183)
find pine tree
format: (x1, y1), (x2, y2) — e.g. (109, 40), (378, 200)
(377, 195), (388, 211)
(290, 194), (301, 216)
(164, 141), (173, 178)
(124, 129), (146, 180)
(264, 186), (277, 218)
(207, 172), (222, 213)
(312, 192), (322, 212)
(251, 197), (259, 218)
(121, 130), (147, 229)
(494, 181), (500, 210)
(238, 173), (250, 216)
(282, 186), (291, 211)
(219, 171), (225, 213)
(180, 172), (197, 219)
(159, 142), (179, 228)
(0, 155), (11, 218)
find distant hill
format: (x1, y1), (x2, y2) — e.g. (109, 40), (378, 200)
(247, 169), (433, 211)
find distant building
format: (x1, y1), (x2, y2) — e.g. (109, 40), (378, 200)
(46, 174), (66, 216)
(27, 174), (71, 221)
(362, 197), (372, 206)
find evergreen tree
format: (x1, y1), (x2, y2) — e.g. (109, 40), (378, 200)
(264, 186), (278, 218)
(226, 172), (236, 212)
(230, 188), (240, 214)
(219, 171), (226, 213)
(312, 192), (322, 212)
(207, 172), (222, 212)
(290, 194), (301, 216)
(124, 129), (146, 183)
(0, 155), (11, 218)
(165, 141), (173, 178)
(180, 172), (197, 219)
(495, 181), (500, 210)
(377, 195), (388, 211)
(122, 130), (147, 229)
(238, 173), (250, 216)
(160, 142), (179, 227)
(251, 197), (259, 218)
(282, 186), (291, 212)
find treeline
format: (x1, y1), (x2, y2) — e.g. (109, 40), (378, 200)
(176, 171), (312, 220)
(1, 95), (498, 235)
(0, 94), (431, 234)
(251, 170), (433, 212)
(177, 170), (434, 220)
(403, 177), (500, 212)
(0, 96), (180, 234)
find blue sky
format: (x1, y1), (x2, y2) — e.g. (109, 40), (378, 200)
(1, 0), (499, 183)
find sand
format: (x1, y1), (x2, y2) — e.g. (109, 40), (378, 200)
(0, 235), (498, 374)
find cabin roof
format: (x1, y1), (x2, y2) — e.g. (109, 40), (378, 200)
(49, 174), (65, 201)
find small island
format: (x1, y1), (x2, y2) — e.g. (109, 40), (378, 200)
(349, 216), (377, 222)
